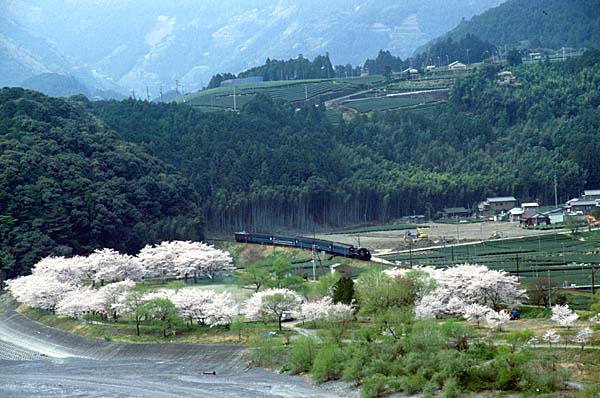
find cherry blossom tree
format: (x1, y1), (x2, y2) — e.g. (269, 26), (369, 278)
(6, 273), (76, 312)
(245, 288), (303, 331)
(414, 264), (526, 318)
(97, 280), (136, 321)
(485, 309), (511, 330)
(551, 304), (579, 329)
(462, 303), (491, 328)
(574, 327), (593, 350)
(137, 241), (234, 281)
(301, 297), (353, 323)
(86, 249), (142, 285)
(171, 289), (218, 326)
(542, 329), (561, 346)
(56, 287), (102, 318)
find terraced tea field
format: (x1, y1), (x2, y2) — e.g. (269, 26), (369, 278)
(382, 231), (600, 287)
(342, 96), (441, 113)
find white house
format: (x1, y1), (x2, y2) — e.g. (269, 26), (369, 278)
(448, 61), (467, 70)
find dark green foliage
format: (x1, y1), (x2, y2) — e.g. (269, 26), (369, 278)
(417, 34), (497, 66)
(83, 51), (600, 237)
(506, 48), (523, 66)
(0, 88), (202, 277)
(207, 54), (340, 86)
(442, 0), (600, 50)
(332, 276), (354, 305)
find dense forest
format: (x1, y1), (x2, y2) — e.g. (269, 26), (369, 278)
(4, 51), (600, 277)
(440, 0), (600, 50)
(207, 54), (340, 89)
(90, 50), (600, 232)
(0, 89), (202, 278)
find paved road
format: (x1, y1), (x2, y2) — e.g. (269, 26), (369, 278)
(0, 311), (339, 398)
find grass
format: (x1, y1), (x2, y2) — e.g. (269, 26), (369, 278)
(17, 304), (291, 345)
(328, 223), (426, 235)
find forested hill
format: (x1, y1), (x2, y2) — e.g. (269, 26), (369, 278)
(436, 0), (600, 50)
(90, 51), (600, 233)
(0, 88), (202, 278)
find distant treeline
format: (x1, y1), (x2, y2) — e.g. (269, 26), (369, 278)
(92, 50), (600, 231)
(207, 34), (496, 88)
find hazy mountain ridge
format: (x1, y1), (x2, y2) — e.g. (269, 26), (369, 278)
(1, 0), (503, 97)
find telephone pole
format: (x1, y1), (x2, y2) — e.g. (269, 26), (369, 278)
(554, 174), (558, 208)
(146, 86), (150, 102)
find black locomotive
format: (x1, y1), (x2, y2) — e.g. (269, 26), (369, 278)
(234, 232), (372, 261)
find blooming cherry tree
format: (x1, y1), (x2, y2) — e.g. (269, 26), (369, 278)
(463, 303), (492, 328)
(7, 273), (76, 312)
(245, 288), (303, 331)
(574, 327), (593, 350)
(56, 287), (102, 318)
(415, 264), (526, 318)
(551, 304), (579, 329)
(542, 329), (561, 346)
(485, 309), (511, 330)
(301, 296), (353, 323)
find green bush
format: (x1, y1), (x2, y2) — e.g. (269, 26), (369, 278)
(361, 373), (388, 398)
(390, 374), (427, 394)
(250, 338), (288, 368)
(342, 344), (372, 384)
(289, 336), (317, 374)
(441, 377), (461, 398)
(311, 344), (346, 383)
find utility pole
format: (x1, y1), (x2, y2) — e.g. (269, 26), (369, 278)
(593, 261), (596, 295)
(305, 85), (308, 101)
(146, 86), (150, 102)
(547, 269), (552, 307)
(311, 244), (317, 281)
(554, 174), (558, 208)
(159, 84), (163, 102)
(233, 85), (237, 111)
(175, 79), (180, 93)
(516, 253), (520, 278)
(131, 89), (136, 100)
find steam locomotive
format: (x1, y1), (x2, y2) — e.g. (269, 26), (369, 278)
(234, 232), (372, 261)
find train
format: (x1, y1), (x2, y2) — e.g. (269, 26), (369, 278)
(234, 232), (372, 261)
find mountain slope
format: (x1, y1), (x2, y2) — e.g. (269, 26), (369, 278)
(1, 0), (504, 96)
(437, 0), (600, 50)
(0, 88), (202, 277)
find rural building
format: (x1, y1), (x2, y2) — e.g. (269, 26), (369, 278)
(330, 263), (352, 277)
(497, 71), (519, 87)
(479, 196), (518, 215)
(520, 212), (550, 227)
(448, 61), (467, 71)
(567, 199), (599, 215)
(583, 190), (600, 200)
(443, 207), (471, 218)
(508, 208), (524, 222)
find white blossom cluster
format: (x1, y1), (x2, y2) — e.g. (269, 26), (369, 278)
(550, 304), (579, 328)
(412, 264), (526, 319)
(301, 296), (354, 323)
(7, 242), (235, 320)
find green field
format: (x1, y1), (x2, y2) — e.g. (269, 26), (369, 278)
(180, 77), (383, 111)
(329, 223), (426, 235)
(343, 96), (441, 113)
(382, 231), (600, 288)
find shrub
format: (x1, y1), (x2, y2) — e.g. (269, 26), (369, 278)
(361, 373), (389, 398)
(250, 338), (287, 368)
(441, 377), (461, 398)
(311, 344), (346, 383)
(289, 336), (317, 374)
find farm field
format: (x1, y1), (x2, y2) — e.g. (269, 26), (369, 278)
(342, 96), (441, 113)
(383, 231), (600, 288)
(180, 77), (381, 111)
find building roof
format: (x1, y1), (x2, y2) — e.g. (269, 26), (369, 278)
(571, 200), (599, 206)
(522, 202), (539, 207)
(449, 61), (465, 67)
(584, 190), (600, 196)
(443, 207), (470, 214)
(508, 208), (524, 215)
(487, 196), (517, 203)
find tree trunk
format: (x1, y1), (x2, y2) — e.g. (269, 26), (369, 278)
(278, 315), (282, 331)
(136, 318), (140, 336)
